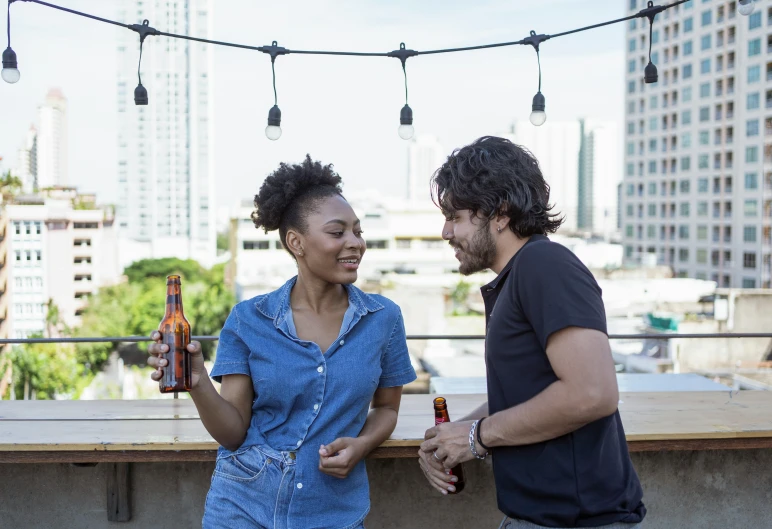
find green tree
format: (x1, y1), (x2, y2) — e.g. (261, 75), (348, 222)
(8, 337), (81, 400)
(0, 170), (23, 196)
(216, 232), (229, 253)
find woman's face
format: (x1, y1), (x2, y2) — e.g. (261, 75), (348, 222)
(294, 194), (366, 285)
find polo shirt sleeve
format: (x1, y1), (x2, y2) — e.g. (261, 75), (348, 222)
(210, 305), (252, 384)
(378, 310), (417, 388)
(514, 242), (607, 350)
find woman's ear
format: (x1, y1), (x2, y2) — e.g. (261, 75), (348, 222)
(286, 230), (305, 258)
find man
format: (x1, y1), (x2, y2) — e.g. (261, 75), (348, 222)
(418, 136), (645, 528)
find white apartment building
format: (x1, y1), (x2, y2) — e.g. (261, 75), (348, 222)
(231, 196), (457, 300)
(622, 0), (772, 288)
(13, 125), (37, 193)
(36, 88), (68, 189)
(115, 0), (216, 269)
(1, 190), (121, 338)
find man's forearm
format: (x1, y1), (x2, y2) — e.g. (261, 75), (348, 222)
(480, 380), (616, 448)
(460, 401), (489, 422)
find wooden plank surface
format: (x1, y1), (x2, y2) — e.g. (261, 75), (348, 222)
(2, 391), (772, 458)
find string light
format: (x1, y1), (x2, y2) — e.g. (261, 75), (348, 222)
(4, 0), (689, 137)
(2, 0), (19, 83)
(738, 0), (755, 16)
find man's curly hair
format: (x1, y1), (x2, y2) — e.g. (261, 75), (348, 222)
(251, 155), (344, 256)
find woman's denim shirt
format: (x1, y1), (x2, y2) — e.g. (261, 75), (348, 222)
(210, 277), (417, 528)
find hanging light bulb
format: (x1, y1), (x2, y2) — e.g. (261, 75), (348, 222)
(738, 0), (755, 16)
(266, 104), (282, 140)
(529, 92), (546, 126)
(398, 104), (414, 140)
(1, 47), (19, 84)
(644, 61), (658, 84)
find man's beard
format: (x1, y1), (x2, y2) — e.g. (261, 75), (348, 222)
(454, 223), (496, 275)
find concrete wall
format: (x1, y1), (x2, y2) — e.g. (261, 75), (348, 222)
(2, 450), (772, 528)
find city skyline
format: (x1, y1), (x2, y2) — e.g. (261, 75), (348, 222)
(0, 0), (626, 211)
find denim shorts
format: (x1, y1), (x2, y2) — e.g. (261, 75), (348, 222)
(202, 444), (366, 529)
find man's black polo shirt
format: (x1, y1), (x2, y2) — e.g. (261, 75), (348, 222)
(481, 235), (645, 528)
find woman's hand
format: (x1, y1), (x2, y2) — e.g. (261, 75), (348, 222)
(146, 331), (207, 389)
(317, 437), (367, 479)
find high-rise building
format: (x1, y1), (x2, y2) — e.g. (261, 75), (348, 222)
(14, 125), (37, 193)
(115, 0), (215, 269)
(408, 135), (445, 204)
(622, 0), (771, 288)
(36, 89), (67, 189)
(578, 120), (622, 239)
(509, 121), (581, 233)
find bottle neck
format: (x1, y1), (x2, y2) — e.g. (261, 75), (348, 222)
(165, 283), (184, 316)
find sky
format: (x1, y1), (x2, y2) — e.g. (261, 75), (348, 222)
(0, 0), (626, 215)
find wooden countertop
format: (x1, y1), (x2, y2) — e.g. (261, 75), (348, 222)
(3, 391), (772, 463)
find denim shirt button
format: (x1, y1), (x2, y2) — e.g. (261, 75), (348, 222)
(339, 340), (345, 346)
(297, 483), (303, 489)
(317, 366), (324, 373)
(313, 404), (319, 410)
(297, 440), (302, 447)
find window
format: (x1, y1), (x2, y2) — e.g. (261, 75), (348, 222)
(699, 130), (709, 145)
(649, 117), (658, 131)
(683, 86), (692, 102)
(629, 19), (637, 30)
(627, 142), (635, 155)
(698, 201), (708, 216)
(652, 51), (659, 65)
(742, 278), (757, 288)
(648, 182), (657, 195)
(743, 252), (757, 269)
(744, 226), (757, 242)
(680, 179), (691, 193)
(652, 30), (660, 44)
(745, 199), (758, 216)
(649, 139), (657, 151)
(680, 203), (691, 217)
(627, 121), (635, 134)
(749, 11), (761, 29)
(628, 80), (636, 94)
(625, 225), (634, 237)
(682, 132), (691, 147)
(684, 17), (693, 32)
(680, 110), (691, 126)
(701, 10), (711, 26)
(366, 240), (388, 249)
(650, 95), (658, 109)
(745, 172), (758, 189)
(626, 184), (635, 196)
(649, 161), (657, 174)
(748, 65), (761, 83)
(701, 34), (712, 50)
(684, 40), (693, 56)
(647, 225), (656, 239)
(680, 156), (691, 170)
(243, 241), (270, 250)
(747, 92), (760, 109)
(749, 38), (761, 56)
(699, 107), (710, 121)
(683, 64), (693, 78)
(698, 178), (708, 192)
(648, 204), (657, 217)
(700, 58), (711, 74)
(626, 163), (634, 176)
(746, 146), (759, 163)
(699, 154), (709, 168)
(747, 119), (760, 136)
(697, 249), (708, 264)
(698, 225), (708, 240)
(626, 204), (634, 217)
(629, 39), (636, 52)
(700, 82), (710, 98)
(628, 59), (636, 73)
(679, 248), (690, 263)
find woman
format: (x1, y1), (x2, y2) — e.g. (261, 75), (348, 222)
(147, 156), (416, 529)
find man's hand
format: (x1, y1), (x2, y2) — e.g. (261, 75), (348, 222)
(318, 437), (366, 479)
(417, 446), (458, 495)
(420, 420), (478, 474)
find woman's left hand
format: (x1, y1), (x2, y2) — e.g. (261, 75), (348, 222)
(318, 437), (367, 479)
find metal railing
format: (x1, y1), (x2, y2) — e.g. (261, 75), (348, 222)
(0, 332), (771, 345)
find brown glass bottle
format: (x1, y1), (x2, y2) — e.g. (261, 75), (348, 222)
(433, 396), (466, 493)
(158, 275), (192, 393)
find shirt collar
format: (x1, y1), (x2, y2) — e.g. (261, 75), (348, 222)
(254, 276), (384, 327)
(482, 235), (548, 292)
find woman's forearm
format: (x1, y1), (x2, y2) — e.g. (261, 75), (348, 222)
(356, 406), (399, 454)
(190, 376), (251, 451)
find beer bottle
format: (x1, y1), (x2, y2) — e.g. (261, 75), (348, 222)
(433, 396), (466, 493)
(158, 275), (192, 393)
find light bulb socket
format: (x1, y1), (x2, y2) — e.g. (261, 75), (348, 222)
(644, 61), (658, 84)
(400, 104), (413, 125)
(267, 104), (282, 126)
(134, 83), (148, 105)
(531, 91), (545, 112)
(2, 47), (18, 69)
